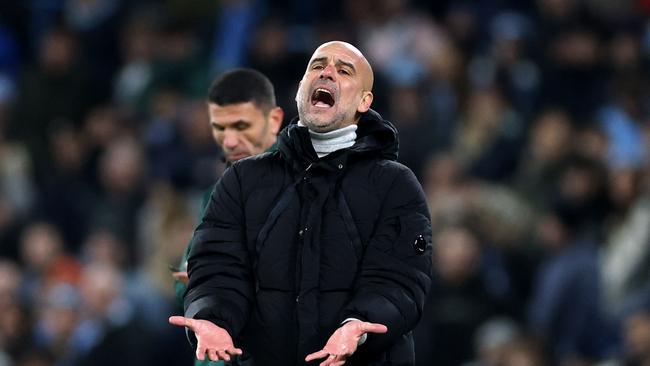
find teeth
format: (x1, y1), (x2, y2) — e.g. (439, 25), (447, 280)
(311, 87), (335, 107)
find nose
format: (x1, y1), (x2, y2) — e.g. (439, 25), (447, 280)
(222, 129), (239, 149)
(319, 63), (336, 81)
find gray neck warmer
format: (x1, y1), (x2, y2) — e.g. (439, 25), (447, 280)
(299, 122), (358, 158)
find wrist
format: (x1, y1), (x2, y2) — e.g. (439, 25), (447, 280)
(341, 318), (367, 346)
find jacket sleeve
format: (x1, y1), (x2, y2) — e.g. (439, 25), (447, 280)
(183, 165), (254, 341)
(340, 165), (433, 353)
(174, 186), (217, 307)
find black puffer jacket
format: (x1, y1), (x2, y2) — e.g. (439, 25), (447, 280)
(185, 109), (432, 366)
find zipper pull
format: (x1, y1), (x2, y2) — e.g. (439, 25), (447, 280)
(302, 163), (313, 182)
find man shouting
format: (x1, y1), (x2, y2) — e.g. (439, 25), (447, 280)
(170, 41), (432, 366)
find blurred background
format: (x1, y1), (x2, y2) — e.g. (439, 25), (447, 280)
(1, 0), (650, 365)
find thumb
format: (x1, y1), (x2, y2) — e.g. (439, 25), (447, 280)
(169, 316), (194, 329)
(360, 322), (388, 334)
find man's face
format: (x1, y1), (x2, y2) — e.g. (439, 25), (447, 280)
(296, 42), (374, 132)
(209, 102), (282, 162)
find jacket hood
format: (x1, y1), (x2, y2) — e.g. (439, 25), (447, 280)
(278, 109), (399, 168)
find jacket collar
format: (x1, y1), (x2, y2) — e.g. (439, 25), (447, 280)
(278, 109), (399, 173)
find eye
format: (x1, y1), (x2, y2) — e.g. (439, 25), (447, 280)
(312, 64), (324, 70)
(212, 124), (225, 132)
(233, 122), (249, 131)
(338, 69), (351, 75)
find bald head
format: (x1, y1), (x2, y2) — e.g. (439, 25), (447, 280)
(296, 41), (375, 132)
(310, 41), (374, 92)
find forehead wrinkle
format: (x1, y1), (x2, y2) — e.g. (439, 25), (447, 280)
(309, 55), (357, 73)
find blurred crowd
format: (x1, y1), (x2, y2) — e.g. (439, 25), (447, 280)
(1, 0), (650, 365)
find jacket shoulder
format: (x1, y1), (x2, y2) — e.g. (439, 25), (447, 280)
(374, 159), (414, 174)
(363, 158), (419, 186)
(230, 151), (283, 174)
(229, 151), (286, 191)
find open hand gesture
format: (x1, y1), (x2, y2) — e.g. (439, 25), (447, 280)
(305, 320), (387, 366)
(169, 316), (242, 362)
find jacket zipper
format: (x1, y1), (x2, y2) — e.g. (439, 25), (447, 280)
(295, 162), (312, 301)
(294, 163), (312, 363)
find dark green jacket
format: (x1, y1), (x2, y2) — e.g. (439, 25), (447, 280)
(175, 189), (222, 366)
(174, 143), (278, 366)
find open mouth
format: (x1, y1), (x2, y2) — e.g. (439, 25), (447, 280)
(311, 88), (335, 108)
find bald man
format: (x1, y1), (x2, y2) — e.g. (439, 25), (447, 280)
(170, 41), (432, 366)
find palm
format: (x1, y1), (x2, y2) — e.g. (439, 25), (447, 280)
(305, 320), (388, 366)
(169, 316), (242, 361)
(322, 323), (363, 356)
(194, 319), (233, 348)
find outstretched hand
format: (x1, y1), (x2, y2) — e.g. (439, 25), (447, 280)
(305, 320), (388, 366)
(169, 316), (242, 362)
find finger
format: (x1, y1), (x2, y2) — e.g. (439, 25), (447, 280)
(319, 356), (330, 366)
(171, 271), (186, 278)
(332, 360), (347, 366)
(217, 349), (230, 361)
(226, 347), (243, 356)
(207, 349), (219, 361)
(195, 345), (206, 361)
(172, 272), (189, 284)
(360, 322), (388, 334)
(305, 350), (329, 362)
(169, 316), (192, 329)
(320, 354), (338, 366)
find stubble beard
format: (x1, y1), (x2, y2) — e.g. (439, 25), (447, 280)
(300, 114), (344, 133)
(297, 96), (351, 133)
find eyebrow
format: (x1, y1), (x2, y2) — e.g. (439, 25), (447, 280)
(309, 57), (328, 67)
(309, 57), (356, 73)
(336, 59), (356, 73)
(211, 120), (251, 128)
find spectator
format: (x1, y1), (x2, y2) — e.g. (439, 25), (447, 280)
(600, 167), (650, 321)
(9, 27), (92, 183)
(416, 224), (501, 366)
(620, 297), (650, 366)
(528, 205), (612, 364)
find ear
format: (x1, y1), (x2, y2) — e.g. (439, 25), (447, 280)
(295, 80), (303, 103)
(356, 91), (373, 113)
(268, 107), (284, 135)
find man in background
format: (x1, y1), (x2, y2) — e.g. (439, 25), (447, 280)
(171, 68), (283, 366)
